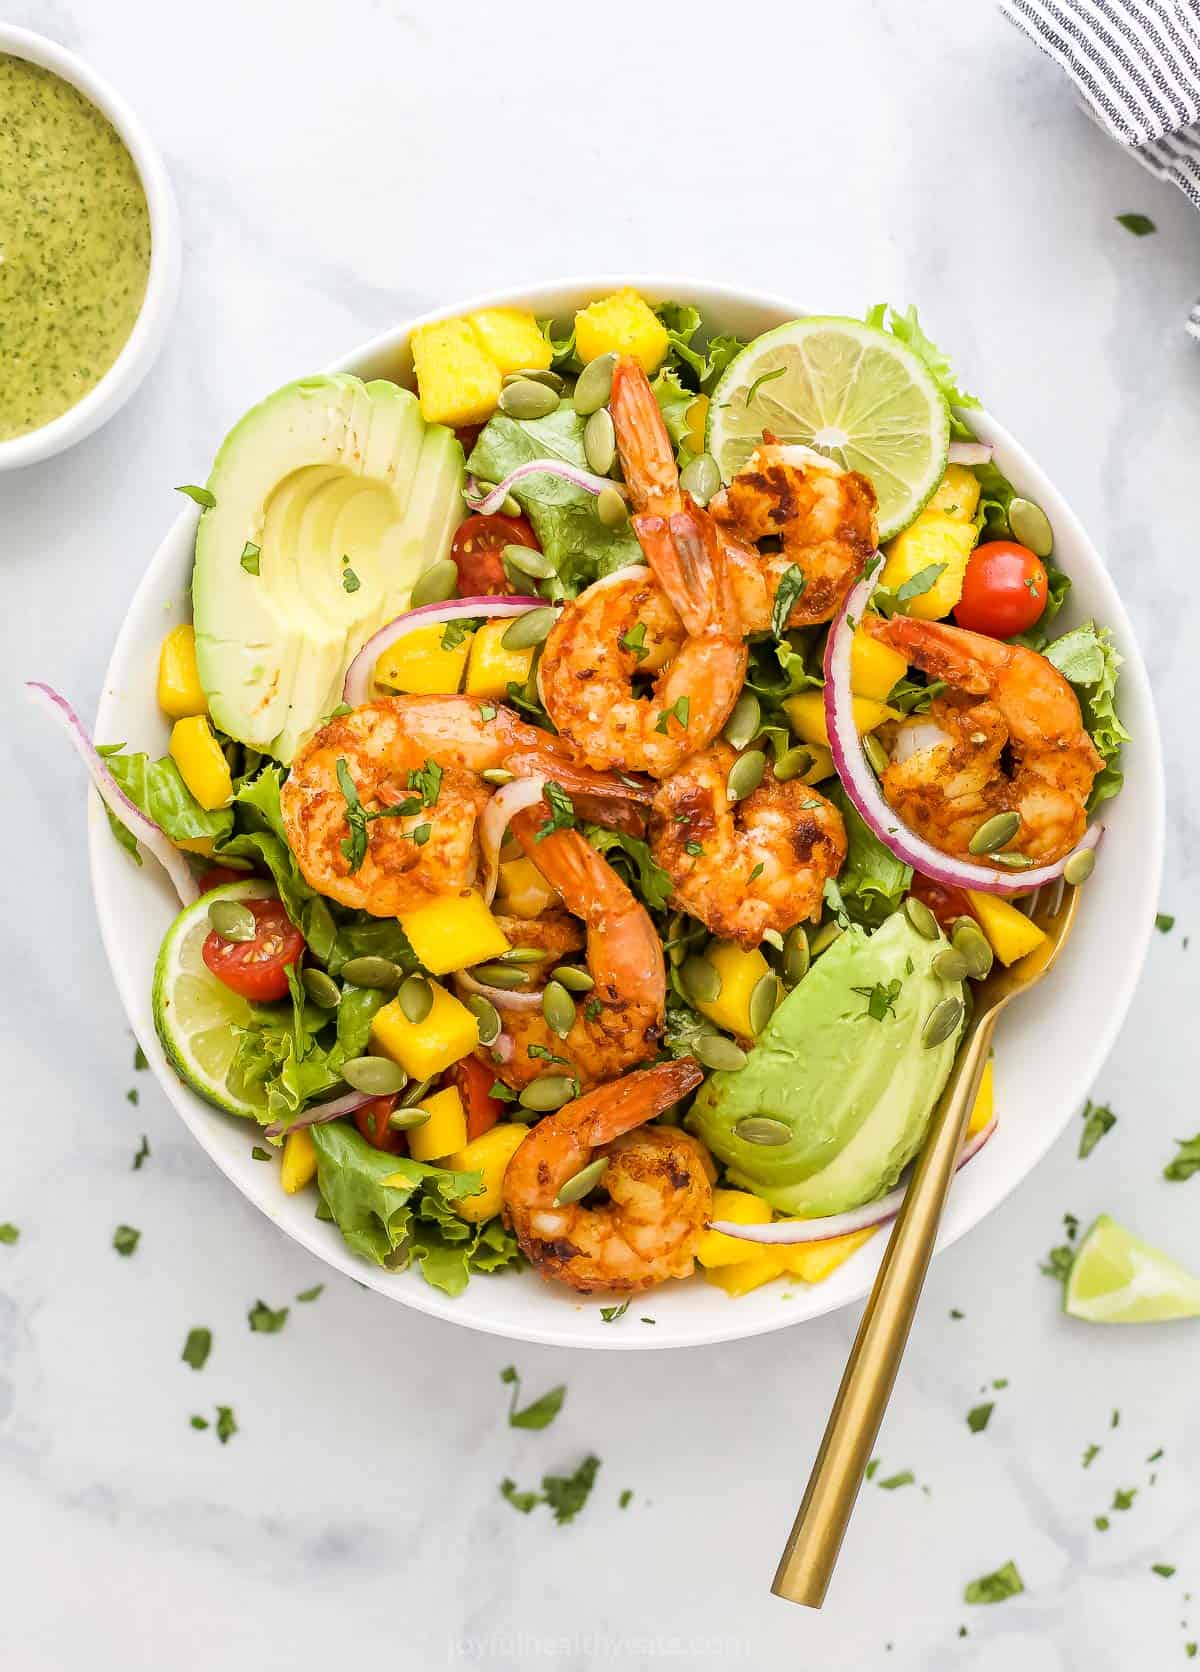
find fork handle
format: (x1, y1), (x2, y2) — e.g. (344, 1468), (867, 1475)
(770, 1011), (998, 1608)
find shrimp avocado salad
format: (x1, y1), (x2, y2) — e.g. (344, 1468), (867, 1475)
(36, 289), (1130, 1301)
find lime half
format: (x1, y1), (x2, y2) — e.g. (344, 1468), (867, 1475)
(706, 316), (950, 539)
(1064, 1214), (1200, 1324)
(153, 880), (281, 1119)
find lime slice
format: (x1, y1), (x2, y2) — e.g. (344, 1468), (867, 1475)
(1064, 1214), (1200, 1324)
(706, 317), (950, 539)
(153, 880), (281, 1119)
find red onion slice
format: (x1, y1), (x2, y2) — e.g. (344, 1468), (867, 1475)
(27, 681), (200, 907)
(479, 775), (548, 904)
(947, 441), (993, 465)
(454, 966), (545, 1013)
(708, 1119), (997, 1247)
(343, 595), (550, 706)
(264, 1088), (373, 1139)
(465, 463), (629, 516)
(822, 571), (1103, 896)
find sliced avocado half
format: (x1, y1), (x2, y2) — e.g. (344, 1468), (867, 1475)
(192, 373), (463, 763)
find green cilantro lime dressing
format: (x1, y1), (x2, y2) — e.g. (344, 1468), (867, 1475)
(0, 54), (151, 440)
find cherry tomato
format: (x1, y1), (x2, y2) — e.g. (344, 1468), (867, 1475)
(954, 541), (1048, 639)
(450, 1054), (505, 1141)
(454, 424), (485, 454)
(450, 513), (539, 596)
(201, 898), (304, 1001)
(198, 865), (253, 893)
(909, 874), (975, 929)
(355, 1095), (405, 1153)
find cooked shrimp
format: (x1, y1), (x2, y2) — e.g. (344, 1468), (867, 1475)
(484, 804), (666, 1090)
(502, 1058), (711, 1293)
(536, 358), (747, 776)
(650, 742), (847, 947)
(281, 695), (647, 916)
(710, 441), (878, 629)
(863, 615), (1103, 865)
(491, 910), (584, 966)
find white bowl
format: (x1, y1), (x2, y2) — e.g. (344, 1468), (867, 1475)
(0, 27), (180, 471)
(88, 277), (1164, 1350)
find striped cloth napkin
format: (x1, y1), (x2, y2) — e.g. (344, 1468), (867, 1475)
(1000, 0), (1200, 332)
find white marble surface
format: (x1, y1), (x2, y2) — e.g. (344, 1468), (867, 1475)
(4, 0), (1200, 1665)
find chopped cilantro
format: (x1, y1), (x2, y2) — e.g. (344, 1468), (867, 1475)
(132, 1135), (150, 1170)
(489, 1080), (517, 1102)
(126, 1088), (139, 1106)
(250, 1145), (271, 1161)
(685, 840), (705, 857)
(133, 1044), (149, 1071)
(619, 1488), (633, 1509)
(895, 563), (947, 605)
(1111, 1408), (1121, 1428)
(1040, 1244), (1074, 1283)
(949, 1308), (964, 1320)
(771, 564), (807, 639)
(176, 483), (215, 508)
(619, 622), (649, 662)
(1083, 1444), (1100, 1469)
(189, 1415), (209, 1431)
(865, 1458), (880, 1480)
(500, 1455), (600, 1524)
(1079, 1100), (1117, 1158)
(749, 862), (764, 882)
(440, 617), (480, 651)
(535, 781), (576, 842)
(1148, 1447), (1164, 1463)
(1113, 1486), (1137, 1511)
(182, 1327), (212, 1371)
(964, 1561), (1024, 1604)
(600, 1301), (629, 1323)
(500, 1365), (565, 1430)
(1164, 1133), (1200, 1182)
(877, 1470), (915, 1490)
(1095, 1515), (1110, 1532)
(1153, 1563), (1176, 1578)
(584, 998), (603, 1022)
(296, 1284), (324, 1303)
(852, 979), (902, 1022)
(248, 1299), (288, 1334)
(1116, 212), (1156, 236)
(341, 560), (361, 593)
(408, 759), (443, 808)
(479, 703), (497, 722)
(967, 1403), (993, 1434)
(499, 1478), (541, 1514)
(216, 1405), (237, 1444)
(1156, 913), (1175, 933)
(654, 695), (691, 734)
(240, 541), (261, 575)
(0, 1224), (19, 1245)
(112, 1225), (140, 1257)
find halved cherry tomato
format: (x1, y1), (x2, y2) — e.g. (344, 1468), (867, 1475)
(910, 874), (975, 929)
(201, 898), (304, 1001)
(355, 1095), (406, 1153)
(954, 541), (1048, 639)
(198, 865), (252, 893)
(450, 512), (539, 596)
(450, 1053), (505, 1141)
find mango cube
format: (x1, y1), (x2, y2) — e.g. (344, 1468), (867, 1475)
(574, 289), (669, 373)
(411, 318), (502, 428)
(464, 619), (535, 700)
(783, 691), (898, 750)
(696, 1188), (772, 1269)
(467, 308), (551, 376)
(157, 624), (208, 719)
(967, 1057), (994, 1139)
(778, 1226), (878, 1283)
(374, 620), (471, 696)
(926, 462), (982, 523)
(850, 628), (908, 703)
(495, 855), (560, 919)
(280, 1127), (318, 1195)
(702, 1250), (786, 1296)
(444, 1123), (527, 1222)
(370, 982), (478, 1079)
(966, 891), (1047, 966)
(407, 1084), (468, 1163)
(693, 941), (772, 1040)
(169, 716), (233, 810)
(398, 888), (510, 976)
(880, 511), (977, 620)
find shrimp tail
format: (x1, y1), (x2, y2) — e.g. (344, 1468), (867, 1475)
(610, 355), (678, 511)
(632, 506), (740, 638)
(864, 614), (996, 696)
(566, 1058), (705, 1147)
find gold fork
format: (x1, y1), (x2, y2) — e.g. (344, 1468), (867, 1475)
(771, 882), (1081, 1608)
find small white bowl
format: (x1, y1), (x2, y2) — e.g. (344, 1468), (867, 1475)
(88, 277), (1164, 1350)
(0, 27), (180, 471)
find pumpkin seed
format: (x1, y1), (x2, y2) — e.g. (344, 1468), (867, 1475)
(342, 1056), (409, 1096)
(542, 980), (577, 1039)
(991, 852), (1037, 870)
(809, 921), (844, 958)
(723, 691), (761, 751)
(554, 1155), (610, 1205)
(503, 367), (564, 394)
(681, 954), (722, 1005)
(862, 732), (890, 776)
(341, 956), (405, 991)
(519, 1075), (577, 1113)
(679, 451), (721, 507)
(208, 900), (256, 943)
(481, 767), (515, 786)
(501, 607), (557, 651)
(499, 946), (548, 965)
(748, 971), (778, 1036)
(695, 1034), (749, 1072)
(398, 974), (433, 1023)
(503, 542), (557, 580)
(498, 378), (559, 420)
(465, 992), (501, 1046)
(783, 924), (811, 985)
(572, 352), (617, 416)
(410, 559), (459, 607)
(301, 968), (341, 1009)
(500, 493), (522, 518)
(399, 1074), (436, 1108)
(922, 995), (964, 1049)
(726, 749), (766, 803)
(387, 1106), (430, 1131)
(469, 961), (531, 989)
(551, 965), (595, 992)
(968, 811), (1021, 855)
(903, 897), (940, 941)
(1064, 848), (1096, 886)
(773, 745), (815, 783)
(951, 921), (994, 979)
(734, 1116), (791, 1146)
(1008, 496), (1054, 558)
(596, 485), (628, 528)
(762, 928), (784, 951)
(583, 407), (616, 476)
(931, 947), (968, 982)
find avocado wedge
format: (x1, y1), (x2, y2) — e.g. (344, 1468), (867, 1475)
(192, 373), (464, 763)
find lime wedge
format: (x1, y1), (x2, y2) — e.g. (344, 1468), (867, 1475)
(706, 316), (950, 539)
(152, 880), (281, 1119)
(1064, 1214), (1200, 1323)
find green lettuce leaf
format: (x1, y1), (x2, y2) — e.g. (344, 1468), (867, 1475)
(651, 366), (695, 452)
(866, 303), (980, 437)
(99, 746), (235, 861)
(582, 824), (673, 911)
(826, 784), (912, 927)
(1043, 621), (1130, 806)
(654, 301), (746, 394)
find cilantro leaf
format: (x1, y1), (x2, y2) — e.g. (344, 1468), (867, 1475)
(1079, 1100), (1117, 1159)
(619, 1488), (633, 1509)
(216, 1405), (237, 1444)
(133, 1044), (149, 1071)
(1082, 1444), (1100, 1468)
(132, 1135), (150, 1170)
(499, 1478), (541, 1514)
(542, 1454), (601, 1524)
(1040, 1244), (1074, 1283)
(1156, 913), (1175, 933)
(112, 1225), (140, 1257)
(240, 542), (261, 575)
(0, 1223), (18, 1245)
(1164, 1133), (1200, 1182)
(176, 483), (215, 508)
(535, 781), (576, 842)
(582, 824), (673, 911)
(964, 1561), (1024, 1604)
(852, 978), (902, 1022)
(600, 1301), (629, 1323)
(967, 1402), (994, 1433)
(501, 1366), (566, 1430)
(296, 1284), (324, 1303)
(771, 564), (807, 639)
(1116, 212), (1156, 236)
(182, 1327), (212, 1370)
(877, 1470), (915, 1490)
(248, 1299), (288, 1334)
